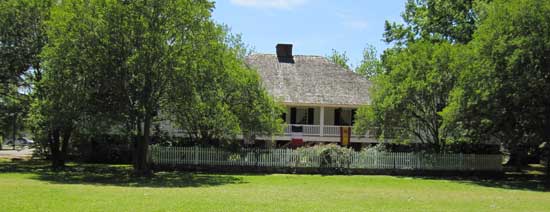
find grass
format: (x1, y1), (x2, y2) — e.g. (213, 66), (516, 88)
(0, 160), (549, 211)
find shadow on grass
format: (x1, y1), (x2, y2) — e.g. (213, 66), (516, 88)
(0, 160), (246, 188)
(396, 175), (549, 192)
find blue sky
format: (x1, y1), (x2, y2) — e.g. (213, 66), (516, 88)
(212, 0), (406, 67)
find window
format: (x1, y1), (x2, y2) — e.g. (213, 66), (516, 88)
(290, 107), (315, 124)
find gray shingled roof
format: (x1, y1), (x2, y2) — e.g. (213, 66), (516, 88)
(245, 54), (371, 106)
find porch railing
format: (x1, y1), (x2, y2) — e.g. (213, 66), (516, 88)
(283, 124), (321, 136)
(282, 124), (365, 137)
(165, 124), (374, 138)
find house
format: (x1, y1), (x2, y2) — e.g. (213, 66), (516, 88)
(246, 44), (376, 146)
(159, 43), (376, 146)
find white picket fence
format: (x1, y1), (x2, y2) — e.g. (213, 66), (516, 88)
(149, 145), (503, 171)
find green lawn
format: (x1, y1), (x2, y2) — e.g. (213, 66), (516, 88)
(0, 160), (549, 212)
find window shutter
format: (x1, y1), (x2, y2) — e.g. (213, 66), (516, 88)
(290, 107), (296, 124)
(307, 108), (314, 125)
(335, 108), (341, 125)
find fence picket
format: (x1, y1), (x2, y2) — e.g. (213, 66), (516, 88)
(148, 145), (503, 172)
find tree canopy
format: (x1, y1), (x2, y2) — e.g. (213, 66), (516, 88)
(0, 0), (50, 88)
(327, 49), (351, 70)
(355, 41), (459, 151)
(384, 0), (484, 45)
(443, 0), (550, 152)
(355, 44), (383, 79)
(25, 0), (281, 172)
(356, 0), (550, 157)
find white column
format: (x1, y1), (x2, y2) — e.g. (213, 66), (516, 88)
(320, 106), (325, 136)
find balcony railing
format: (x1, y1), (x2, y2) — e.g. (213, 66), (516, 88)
(163, 124), (378, 138)
(282, 124), (367, 137)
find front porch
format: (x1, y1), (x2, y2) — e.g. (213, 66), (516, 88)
(263, 105), (378, 143)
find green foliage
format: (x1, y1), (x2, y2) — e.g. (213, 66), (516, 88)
(166, 30), (283, 145)
(29, 0), (223, 171)
(318, 144), (352, 174)
(326, 49), (351, 70)
(384, 0), (484, 45)
(443, 0), (550, 149)
(372, 0), (550, 157)
(355, 44), (383, 79)
(362, 143), (391, 153)
(366, 0), (483, 151)
(0, 0), (51, 87)
(297, 144), (353, 173)
(1, 85), (28, 140)
(0, 0), (49, 145)
(24, 0), (282, 170)
(355, 41), (460, 151)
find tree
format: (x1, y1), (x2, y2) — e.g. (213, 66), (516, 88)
(35, 0), (219, 173)
(37, 0), (281, 173)
(355, 44), (383, 79)
(1, 84), (29, 150)
(0, 0), (50, 89)
(327, 49), (351, 70)
(354, 0), (489, 152)
(167, 31), (283, 146)
(1, 0), (50, 151)
(442, 0), (550, 168)
(384, 0), (484, 45)
(355, 41), (459, 152)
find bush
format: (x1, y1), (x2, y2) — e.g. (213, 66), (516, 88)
(297, 144), (353, 174)
(362, 143), (390, 154)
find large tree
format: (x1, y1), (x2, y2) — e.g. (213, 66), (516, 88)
(30, 0), (107, 168)
(36, 0), (218, 173)
(355, 41), (459, 151)
(167, 31), (283, 145)
(443, 0), (550, 165)
(355, 0), (479, 151)
(0, 0), (51, 149)
(0, 0), (50, 88)
(37, 0), (281, 172)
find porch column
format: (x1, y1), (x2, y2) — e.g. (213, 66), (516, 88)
(320, 106), (325, 136)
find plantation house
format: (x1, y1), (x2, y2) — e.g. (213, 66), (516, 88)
(161, 44), (375, 145)
(247, 44), (374, 145)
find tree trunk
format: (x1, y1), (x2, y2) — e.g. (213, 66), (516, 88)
(58, 128), (72, 167)
(508, 143), (524, 172)
(49, 129), (63, 169)
(49, 127), (72, 170)
(134, 113), (151, 176)
(543, 110), (550, 188)
(132, 116), (140, 169)
(546, 156), (550, 190)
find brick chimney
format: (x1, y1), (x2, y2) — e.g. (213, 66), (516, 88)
(276, 44), (294, 63)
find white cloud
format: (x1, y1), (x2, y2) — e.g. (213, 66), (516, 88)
(230, 0), (308, 10)
(336, 10), (368, 30)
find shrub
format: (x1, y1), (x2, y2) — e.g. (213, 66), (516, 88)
(296, 144), (353, 174)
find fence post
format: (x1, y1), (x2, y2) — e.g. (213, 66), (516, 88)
(393, 153), (396, 170)
(194, 146), (198, 165)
